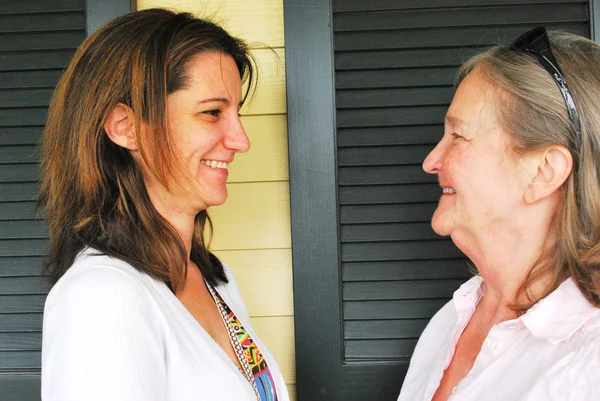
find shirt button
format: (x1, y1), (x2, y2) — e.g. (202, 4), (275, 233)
(489, 340), (498, 352)
(506, 323), (518, 329)
(452, 386), (457, 394)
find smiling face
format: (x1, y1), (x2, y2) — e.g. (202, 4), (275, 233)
(152, 51), (249, 212)
(423, 68), (530, 255)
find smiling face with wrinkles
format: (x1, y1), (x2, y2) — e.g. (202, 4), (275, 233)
(422, 68), (530, 257)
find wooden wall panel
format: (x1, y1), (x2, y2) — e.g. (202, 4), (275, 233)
(242, 48), (287, 115)
(214, 249), (294, 316)
(230, 114), (289, 183)
(138, 0), (284, 47)
(209, 181), (291, 251)
(251, 316), (296, 384)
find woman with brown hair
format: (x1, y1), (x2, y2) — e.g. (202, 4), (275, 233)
(40, 9), (288, 401)
(398, 28), (600, 401)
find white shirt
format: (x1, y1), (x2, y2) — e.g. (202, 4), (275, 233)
(398, 276), (600, 401)
(42, 248), (290, 401)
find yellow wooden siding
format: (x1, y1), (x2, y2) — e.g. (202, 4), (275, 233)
(138, 0), (295, 393)
(214, 249), (293, 316)
(138, 0), (284, 47)
(232, 115), (289, 183)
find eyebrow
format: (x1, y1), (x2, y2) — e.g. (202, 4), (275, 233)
(197, 97), (244, 108)
(445, 115), (466, 128)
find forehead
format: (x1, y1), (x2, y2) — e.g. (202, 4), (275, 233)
(446, 68), (501, 130)
(181, 51), (242, 95)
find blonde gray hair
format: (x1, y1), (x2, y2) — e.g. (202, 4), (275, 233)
(457, 31), (600, 311)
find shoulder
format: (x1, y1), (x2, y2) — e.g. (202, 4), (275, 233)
(44, 248), (158, 317)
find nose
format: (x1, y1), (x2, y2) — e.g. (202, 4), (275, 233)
(422, 140), (444, 174)
(224, 115), (250, 153)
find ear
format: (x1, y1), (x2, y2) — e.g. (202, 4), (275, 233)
(104, 103), (138, 151)
(524, 146), (573, 204)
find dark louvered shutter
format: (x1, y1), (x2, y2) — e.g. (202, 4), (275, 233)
(287, 1), (591, 400)
(334, 0), (589, 366)
(0, 1), (128, 400)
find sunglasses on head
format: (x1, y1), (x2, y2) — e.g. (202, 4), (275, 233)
(509, 26), (581, 140)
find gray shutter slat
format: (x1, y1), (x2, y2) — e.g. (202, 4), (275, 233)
(335, 23), (588, 51)
(0, 351), (40, 369)
(336, 68), (456, 90)
(0, 12), (85, 33)
(339, 184), (441, 205)
(337, 106), (446, 127)
(0, 31), (84, 52)
(338, 165), (435, 186)
(0, 295), (46, 313)
(344, 299), (448, 319)
(335, 47), (480, 71)
(333, 0), (585, 13)
(341, 240), (463, 261)
(343, 279), (465, 300)
(0, 164), (39, 182)
(341, 222), (440, 242)
(0, 70), (64, 89)
(340, 203), (436, 224)
(0, 257), (45, 276)
(337, 87), (454, 108)
(0, 277), (51, 294)
(0, 220), (48, 239)
(342, 259), (471, 281)
(0, 108), (47, 126)
(0, 50), (74, 72)
(0, 239), (48, 256)
(337, 126), (443, 147)
(0, 333), (42, 350)
(345, 339), (419, 359)
(0, 0), (83, 13)
(0, 127), (43, 146)
(0, 183), (39, 201)
(0, 313), (42, 332)
(0, 146), (39, 163)
(338, 145), (434, 166)
(334, 4), (587, 32)
(0, 202), (39, 220)
(0, 89), (53, 108)
(344, 319), (429, 339)
(0, 375), (40, 401)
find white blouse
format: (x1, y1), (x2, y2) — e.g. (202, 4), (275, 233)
(398, 276), (600, 401)
(42, 248), (290, 401)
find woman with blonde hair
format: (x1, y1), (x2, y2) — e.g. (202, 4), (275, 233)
(399, 28), (600, 401)
(40, 9), (288, 401)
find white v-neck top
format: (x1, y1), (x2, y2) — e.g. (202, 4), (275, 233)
(398, 276), (600, 401)
(41, 248), (290, 401)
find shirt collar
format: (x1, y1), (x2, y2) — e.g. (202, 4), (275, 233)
(520, 278), (599, 344)
(452, 276), (599, 345)
(452, 275), (486, 313)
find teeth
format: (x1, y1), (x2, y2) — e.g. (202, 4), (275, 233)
(202, 160), (228, 169)
(443, 188), (456, 194)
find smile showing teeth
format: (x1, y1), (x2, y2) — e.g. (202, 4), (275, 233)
(201, 160), (229, 169)
(442, 188), (456, 194)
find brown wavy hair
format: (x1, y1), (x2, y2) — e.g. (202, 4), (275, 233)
(39, 8), (256, 291)
(457, 31), (600, 311)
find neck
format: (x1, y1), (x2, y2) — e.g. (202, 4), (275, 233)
(145, 181), (199, 262)
(456, 210), (557, 314)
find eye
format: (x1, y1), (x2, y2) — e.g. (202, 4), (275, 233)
(450, 132), (464, 140)
(204, 109), (221, 117)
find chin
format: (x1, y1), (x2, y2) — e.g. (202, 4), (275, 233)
(431, 213), (452, 237)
